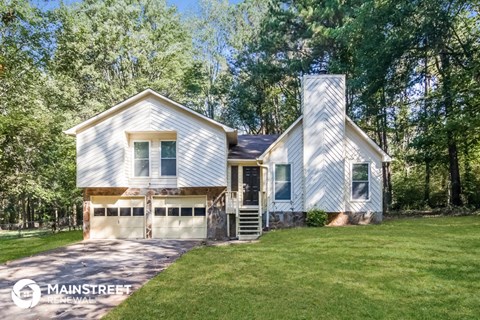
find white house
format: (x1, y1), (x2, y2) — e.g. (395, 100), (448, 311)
(65, 75), (391, 240)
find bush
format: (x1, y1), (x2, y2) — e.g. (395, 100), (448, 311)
(306, 208), (328, 227)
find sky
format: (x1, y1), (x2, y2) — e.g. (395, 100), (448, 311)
(31, 0), (243, 15)
(167, 0), (242, 15)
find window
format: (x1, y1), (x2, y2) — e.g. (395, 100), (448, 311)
(181, 207), (193, 216)
(106, 208), (118, 216)
(352, 163), (369, 201)
(94, 205), (143, 217)
(133, 141), (149, 177)
(161, 141), (176, 176)
(119, 208), (131, 216)
(93, 208), (105, 216)
(168, 207), (179, 216)
(274, 164), (291, 201)
(194, 207), (206, 216)
(155, 207), (204, 216)
(132, 207), (145, 216)
(155, 207), (166, 216)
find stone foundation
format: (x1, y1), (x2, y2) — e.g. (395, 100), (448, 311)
(83, 187), (227, 240)
(266, 210), (382, 230)
(268, 211), (306, 229)
(327, 211), (382, 226)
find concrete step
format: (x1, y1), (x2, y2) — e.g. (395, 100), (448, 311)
(238, 234), (260, 241)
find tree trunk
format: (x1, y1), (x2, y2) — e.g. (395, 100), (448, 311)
(21, 198), (27, 229)
(440, 50), (462, 206)
(463, 144), (473, 206)
(379, 87), (392, 212)
(423, 47), (431, 206)
(54, 208), (58, 233)
(424, 160), (431, 206)
(73, 204), (77, 227)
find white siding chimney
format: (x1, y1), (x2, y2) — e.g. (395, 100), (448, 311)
(302, 75), (346, 212)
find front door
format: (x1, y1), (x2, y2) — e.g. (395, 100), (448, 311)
(243, 166), (260, 206)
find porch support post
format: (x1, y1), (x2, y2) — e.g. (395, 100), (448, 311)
(145, 190), (153, 238)
(83, 189), (90, 240)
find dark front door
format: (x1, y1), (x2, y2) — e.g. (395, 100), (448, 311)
(243, 166), (260, 206)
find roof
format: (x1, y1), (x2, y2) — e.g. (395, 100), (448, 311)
(345, 116), (392, 162)
(64, 89), (237, 143)
(228, 135), (279, 160)
(258, 115), (391, 162)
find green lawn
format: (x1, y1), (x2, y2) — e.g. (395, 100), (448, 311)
(0, 230), (82, 263)
(105, 217), (480, 320)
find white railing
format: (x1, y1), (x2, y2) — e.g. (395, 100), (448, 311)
(225, 191), (239, 215)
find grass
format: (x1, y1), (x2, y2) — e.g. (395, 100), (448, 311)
(105, 216), (480, 320)
(0, 230), (83, 264)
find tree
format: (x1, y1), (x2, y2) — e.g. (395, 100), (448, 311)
(50, 0), (194, 120)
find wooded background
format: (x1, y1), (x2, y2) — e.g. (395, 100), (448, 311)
(1, 0), (479, 226)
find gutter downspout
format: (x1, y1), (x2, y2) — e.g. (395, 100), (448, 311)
(256, 159), (269, 229)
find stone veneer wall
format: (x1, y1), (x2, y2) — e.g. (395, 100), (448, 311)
(327, 211), (382, 226)
(267, 211), (382, 229)
(83, 187), (227, 240)
(268, 211), (306, 229)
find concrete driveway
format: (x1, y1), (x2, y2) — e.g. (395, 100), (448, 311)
(0, 239), (199, 320)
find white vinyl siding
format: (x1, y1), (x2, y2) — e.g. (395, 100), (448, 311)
(76, 97), (227, 187)
(345, 123), (383, 212)
(302, 76), (346, 212)
(274, 164), (292, 201)
(263, 121), (304, 212)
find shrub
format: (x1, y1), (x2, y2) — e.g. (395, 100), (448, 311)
(306, 208), (328, 227)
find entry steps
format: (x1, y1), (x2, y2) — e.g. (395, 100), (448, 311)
(237, 208), (262, 241)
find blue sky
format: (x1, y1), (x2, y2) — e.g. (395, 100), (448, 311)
(168, 0), (242, 14)
(31, 0), (242, 15)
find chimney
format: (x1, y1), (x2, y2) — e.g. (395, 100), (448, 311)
(302, 75), (346, 212)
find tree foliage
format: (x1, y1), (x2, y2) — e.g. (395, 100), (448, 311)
(1, 0), (480, 227)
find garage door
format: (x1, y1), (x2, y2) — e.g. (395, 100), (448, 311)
(90, 196), (145, 239)
(152, 196), (207, 239)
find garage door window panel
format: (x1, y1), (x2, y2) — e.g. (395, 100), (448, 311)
(194, 207), (206, 216)
(155, 207), (166, 216)
(107, 208), (118, 216)
(168, 207), (180, 216)
(119, 208), (131, 216)
(94, 208), (105, 216)
(181, 207), (193, 216)
(132, 207), (145, 216)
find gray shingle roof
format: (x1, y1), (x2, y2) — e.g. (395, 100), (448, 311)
(228, 135), (279, 159)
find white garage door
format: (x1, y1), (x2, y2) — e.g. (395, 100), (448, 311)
(152, 196), (207, 239)
(90, 196), (145, 239)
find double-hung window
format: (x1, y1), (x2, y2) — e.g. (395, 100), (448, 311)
(351, 163), (369, 201)
(161, 141), (176, 176)
(274, 164), (292, 201)
(133, 141), (150, 177)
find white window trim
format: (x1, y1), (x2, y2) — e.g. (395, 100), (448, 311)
(159, 140), (177, 177)
(350, 162), (371, 202)
(273, 163), (293, 202)
(132, 140), (151, 178)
